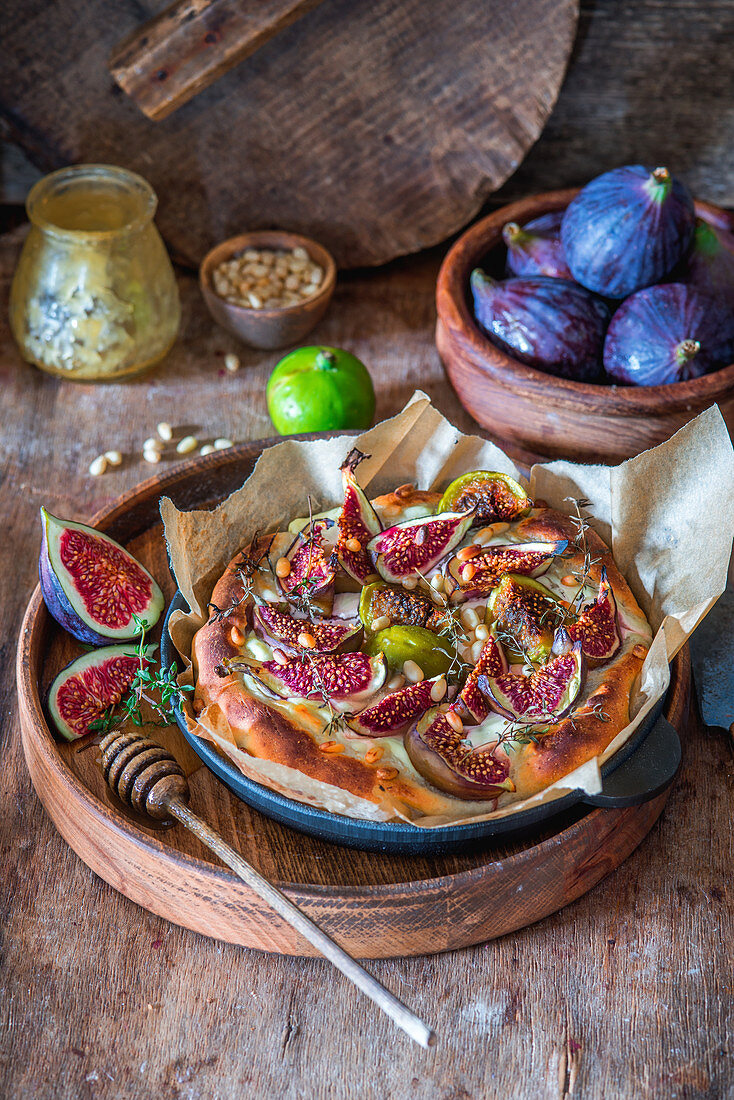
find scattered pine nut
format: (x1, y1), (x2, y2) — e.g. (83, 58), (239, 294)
(224, 353), (240, 373)
(319, 740), (345, 754)
(386, 674), (405, 692)
(430, 573), (444, 592)
(247, 292), (263, 309)
(273, 649), (289, 666)
(492, 522), (510, 534)
(561, 574), (578, 587)
(370, 614), (391, 632)
(375, 766), (398, 781)
(157, 422), (173, 442)
(365, 746), (384, 764)
(446, 710), (464, 734)
(214, 438), (233, 450)
(275, 557), (291, 578)
(88, 454), (107, 477)
(462, 562), (477, 582)
(475, 526), (496, 545)
(461, 606), (480, 629)
(230, 626), (245, 646)
(633, 644), (648, 659)
(430, 677), (447, 703)
(104, 450), (122, 466)
(457, 544), (481, 562)
(297, 631), (317, 649)
(474, 624), (489, 642)
(403, 660), (424, 683)
(471, 639), (484, 663)
(345, 537), (362, 553)
(143, 449), (161, 464)
(403, 576), (418, 590)
(176, 436), (198, 454)
(143, 436), (162, 453)
(200, 444), (216, 456)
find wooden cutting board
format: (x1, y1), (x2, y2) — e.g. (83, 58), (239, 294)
(0, 0), (577, 268)
(16, 440), (689, 958)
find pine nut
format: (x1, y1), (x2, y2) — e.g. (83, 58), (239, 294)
(319, 740), (345, 754)
(375, 766), (398, 781)
(309, 266), (323, 285)
(430, 677), (447, 702)
(88, 454), (107, 476)
(143, 449), (161, 464)
(457, 544), (482, 562)
(430, 572), (444, 591)
(475, 526), (496, 544)
(156, 421), (173, 442)
(176, 436), (198, 454)
(247, 293), (263, 309)
(214, 438), (233, 450)
(230, 626), (245, 646)
(446, 710), (464, 734)
(461, 606), (480, 629)
(365, 746), (384, 764)
(200, 444), (215, 456)
(387, 674), (405, 692)
(224, 353), (240, 373)
(633, 644), (648, 659)
(143, 437), (162, 452)
(471, 639), (484, 662)
(273, 648), (289, 666)
(297, 631), (317, 649)
(492, 522), (510, 534)
(292, 246), (309, 261)
(370, 614), (391, 631)
(345, 537), (362, 553)
(403, 576), (418, 590)
(104, 450), (122, 466)
(403, 660), (424, 683)
(562, 574), (578, 587)
(462, 562), (477, 582)
(275, 557), (292, 578)
(474, 624), (489, 642)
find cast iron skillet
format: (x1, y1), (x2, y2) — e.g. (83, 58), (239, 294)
(162, 593), (680, 855)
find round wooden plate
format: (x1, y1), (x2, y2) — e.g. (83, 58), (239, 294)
(16, 440), (689, 958)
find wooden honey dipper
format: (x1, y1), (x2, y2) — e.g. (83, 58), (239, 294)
(98, 730), (436, 1049)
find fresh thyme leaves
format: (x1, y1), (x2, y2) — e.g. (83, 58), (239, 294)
(208, 535), (276, 625)
(564, 497), (602, 613)
(88, 613), (193, 733)
(414, 570), (472, 685)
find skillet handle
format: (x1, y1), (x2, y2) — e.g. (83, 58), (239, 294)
(582, 715), (681, 809)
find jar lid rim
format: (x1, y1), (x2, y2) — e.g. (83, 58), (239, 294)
(26, 164), (157, 238)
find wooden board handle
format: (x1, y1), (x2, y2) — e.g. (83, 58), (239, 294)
(109, 0), (326, 121)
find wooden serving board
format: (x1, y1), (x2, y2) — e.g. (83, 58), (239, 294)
(16, 442), (689, 958)
(0, 0), (577, 269)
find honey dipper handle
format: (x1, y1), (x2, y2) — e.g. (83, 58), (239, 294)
(165, 797), (436, 1049)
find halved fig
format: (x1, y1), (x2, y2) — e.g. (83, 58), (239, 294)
(486, 574), (563, 663)
(405, 706), (516, 801)
(437, 471), (531, 525)
(483, 631), (584, 722)
(445, 540), (568, 599)
(567, 567), (621, 663)
(252, 603), (362, 656)
(363, 623), (456, 679)
(39, 508), (164, 645)
(367, 510), (475, 583)
(47, 644), (148, 741)
(279, 520), (337, 615)
(455, 633), (508, 724)
(359, 581), (444, 633)
(256, 651), (388, 713)
(345, 675), (448, 738)
(336, 449), (382, 583)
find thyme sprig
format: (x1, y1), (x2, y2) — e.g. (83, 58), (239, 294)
(89, 614), (193, 733)
(564, 497), (602, 613)
(414, 569), (472, 686)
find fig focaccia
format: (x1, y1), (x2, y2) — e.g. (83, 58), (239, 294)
(190, 457), (652, 824)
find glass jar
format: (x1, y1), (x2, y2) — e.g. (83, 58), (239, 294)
(10, 164), (180, 381)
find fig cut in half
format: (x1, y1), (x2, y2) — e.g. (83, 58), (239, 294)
(486, 574), (564, 663)
(336, 449), (382, 584)
(437, 470), (531, 526)
(482, 631), (584, 723)
(456, 633), (508, 725)
(279, 520), (337, 615)
(567, 567), (621, 663)
(39, 508), (164, 645)
(367, 510), (475, 583)
(255, 651), (388, 713)
(405, 706), (515, 801)
(252, 603), (362, 656)
(345, 675), (448, 738)
(47, 643), (148, 741)
(359, 581), (444, 634)
(445, 539), (568, 600)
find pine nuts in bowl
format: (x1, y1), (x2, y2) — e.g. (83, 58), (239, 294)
(200, 231), (336, 350)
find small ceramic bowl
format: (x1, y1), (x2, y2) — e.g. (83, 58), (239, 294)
(436, 189), (734, 464)
(200, 230), (336, 350)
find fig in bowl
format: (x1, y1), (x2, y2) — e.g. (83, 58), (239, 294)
(502, 220), (571, 280)
(680, 218), (734, 304)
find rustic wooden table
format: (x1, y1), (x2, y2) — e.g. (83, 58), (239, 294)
(1, 224), (731, 1099)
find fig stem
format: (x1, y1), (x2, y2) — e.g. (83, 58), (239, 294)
(502, 221), (526, 246)
(647, 166), (672, 203)
(315, 349), (337, 371)
(676, 338), (701, 365)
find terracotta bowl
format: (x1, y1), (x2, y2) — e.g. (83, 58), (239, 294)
(436, 188), (734, 463)
(200, 230), (336, 351)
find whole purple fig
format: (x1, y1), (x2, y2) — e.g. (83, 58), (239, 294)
(561, 165), (696, 298)
(603, 283), (734, 385)
(524, 210), (564, 236)
(680, 219), (734, 304)
(503, 221), (571, 279)
(470, 270), (610, 381)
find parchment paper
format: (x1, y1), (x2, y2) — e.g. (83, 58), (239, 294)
(161, 393), (734, 827)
